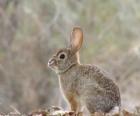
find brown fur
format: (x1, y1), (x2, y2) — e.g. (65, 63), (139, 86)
(48, 27), (121, 115)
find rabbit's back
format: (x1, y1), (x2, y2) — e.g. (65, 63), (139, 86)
(78, 64), (120, 95)
(76, 64), (121, 112)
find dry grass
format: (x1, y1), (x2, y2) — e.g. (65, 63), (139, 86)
(29, 106), (140, 116)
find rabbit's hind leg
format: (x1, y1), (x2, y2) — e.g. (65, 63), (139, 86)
(85, 97), (113, 116)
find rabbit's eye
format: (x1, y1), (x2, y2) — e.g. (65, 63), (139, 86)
(59, 54), (65, 59)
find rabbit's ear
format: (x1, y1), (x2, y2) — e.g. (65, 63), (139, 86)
(70, 27), (83, 54)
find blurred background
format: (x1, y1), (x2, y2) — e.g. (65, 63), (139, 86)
(0, 0), (140, 114)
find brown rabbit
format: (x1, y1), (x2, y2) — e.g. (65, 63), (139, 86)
(48, 27), (121, 115)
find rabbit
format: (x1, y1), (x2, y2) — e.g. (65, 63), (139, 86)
(48, 27), (121, 115)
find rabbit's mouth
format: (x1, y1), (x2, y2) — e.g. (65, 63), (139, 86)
(48, 58), (57, 68)
(48, 58), (60, 73)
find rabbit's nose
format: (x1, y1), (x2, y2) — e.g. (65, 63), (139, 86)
(48, 58), (56, 67)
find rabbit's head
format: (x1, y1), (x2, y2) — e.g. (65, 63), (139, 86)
(48, 27), (83, 74)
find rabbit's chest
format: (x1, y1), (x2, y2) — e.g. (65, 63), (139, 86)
(59, 75), (79, 96)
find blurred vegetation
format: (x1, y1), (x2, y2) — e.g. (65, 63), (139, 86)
(0, 0), (140, 113)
